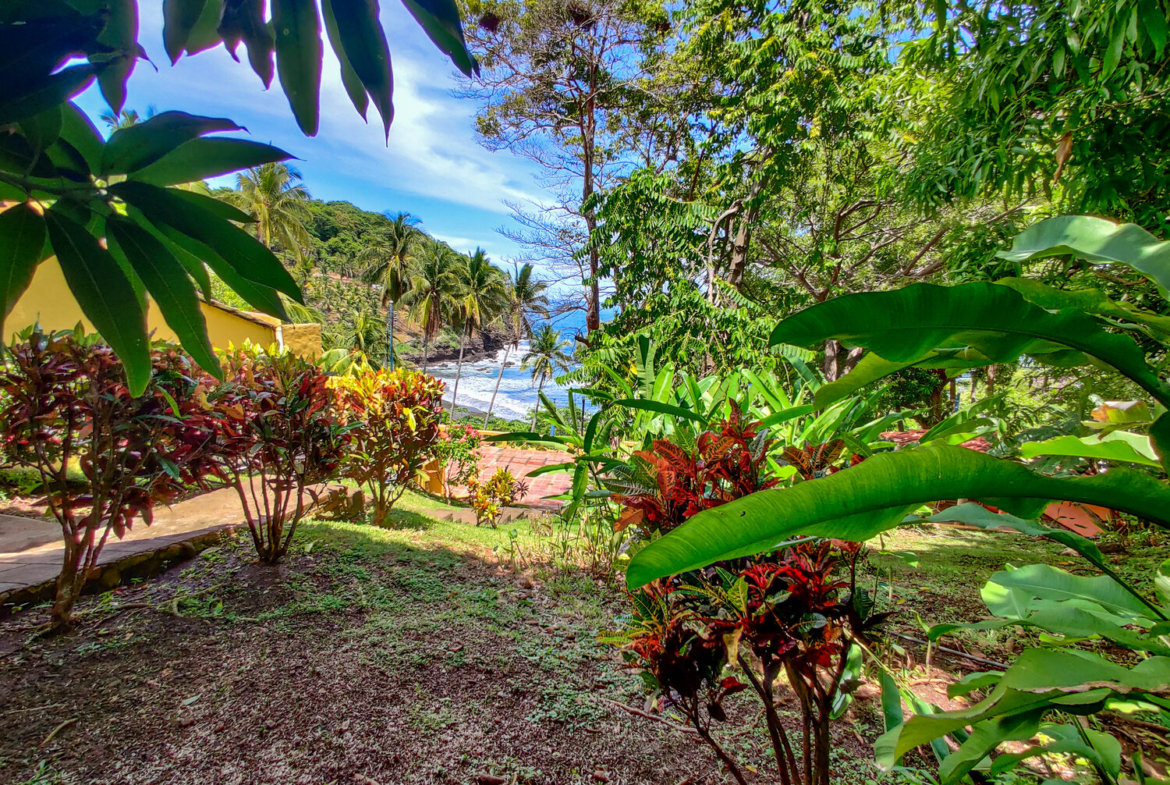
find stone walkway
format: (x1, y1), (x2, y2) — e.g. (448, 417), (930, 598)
(0, 483), (332, 608)
(460, 446), (575, 510)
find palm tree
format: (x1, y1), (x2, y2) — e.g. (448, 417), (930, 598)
(401, 240), (462, 373)
(485, 263), (549, 428)
(100, 107), (152, 130)
(225, 163), (314, 267)
(327, 309), (383, 357)
(450, 249), (508, 416)
(522, 324), (572, 430)
(359, 213), (419, 370)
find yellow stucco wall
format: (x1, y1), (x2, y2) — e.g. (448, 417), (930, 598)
(8, 257), (301, 352)
(280, 323), (322, 359)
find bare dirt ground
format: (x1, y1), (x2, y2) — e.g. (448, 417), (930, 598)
(0, 515), (890, 785)
(2, 507), (1165, 785)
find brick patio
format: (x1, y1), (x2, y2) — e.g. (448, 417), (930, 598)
(456, 446), (574, 509)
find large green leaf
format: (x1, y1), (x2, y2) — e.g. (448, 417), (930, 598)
(0, 204), (46, 338)
(102, 111), (244, 176)
(998, 215), (1170, 297)
(128, 138), (294, 186)
(400, 0), (477, 76)
(106, 216), (221, 378)
(988, 724), (1121, 781)
(982, 563), (1154, 619)
(110, 181), (302, 302)
(57, 101), (103, 174)
(327, 0), (394, 138)
(880, 649), (1170, 764)
(613, 398), (707, 424)
(1021, 432), (1160, 468)
(95, 0), (138, 116)
(937, 711), (1044, 785)
(0, 64), (97, 127)
(994, 277), (1170, 337)
(272, 0), (323, 136)
(218, 0), (275, 87)
(321, 0), (368, 119)
(625, 445), (1170, 588)
(163, 0), (210, 63)
(770, 282), (1170, 408)
(814, 353), (915, 408)
(45, 207), (150, 394)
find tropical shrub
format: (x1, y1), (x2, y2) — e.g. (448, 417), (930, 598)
(206, 348), (349, 562)
(622, 216), (1170, 779)
(330, 368), (444, 526)
(605, 541), (886, 785)
(469, 468), (528, 527)
(434, 423), (483, 501)
(0, 328), (220, 629)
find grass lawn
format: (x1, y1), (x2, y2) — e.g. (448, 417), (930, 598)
(1, 503), (1166, 785)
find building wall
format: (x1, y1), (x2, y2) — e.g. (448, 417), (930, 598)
(8, 257), (320, 356)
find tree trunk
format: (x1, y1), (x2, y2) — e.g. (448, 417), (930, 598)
(422, 332), (430, 374)
(823, 339), (842, 382)
(582, 65), (601, 333)
(50, 538), (85, 631)
(530, 376), (545, 430)
(484, 344), (512, 429)
(986, 364), (996, 397)
(726, 180), (764, 292)
(451, 325), (468, 417)
(386, 300), (395, 371)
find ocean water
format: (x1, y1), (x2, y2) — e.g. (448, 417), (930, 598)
(427, 311), (603, 421)
(428, 339), (579, 421)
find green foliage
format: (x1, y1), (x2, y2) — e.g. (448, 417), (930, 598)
(469, 467), (528, 527)
(0, 326), (223, 628)
(205, 345), (350, 563)
(331, 367), (445, 525)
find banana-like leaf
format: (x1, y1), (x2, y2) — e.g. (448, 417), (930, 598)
(1021, 432), (1159, 468)
(988, 724), (1121, 780)
(625, 445), (1170, 588)
(994, 277), (1170, 337)
(878, 649), (1170, 766)
(613, 398), (707, 424)
(938, 710), (1045, 785)
(110, 181), (302, 302)
(997, 215), (1170, 297)
(769, 282), (1170, 408)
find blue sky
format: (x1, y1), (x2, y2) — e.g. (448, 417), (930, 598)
(74, 2), (540, 263)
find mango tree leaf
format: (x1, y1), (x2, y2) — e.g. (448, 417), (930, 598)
(218, 0), (275, 87)
(183, 0), (223, 55)
(0, 204), (46, 338)
(997, 215), (1170, 297)
(18, 106), (63, 152)
(400, 0), (477, 76)
(1021, 432), (1160, 468)
(321, 0), (369, 119)
(95, 0), (138, 115)
(0, 64), (98, 126)
(770, 282), (1170, 409)
(327, 0), (394, 138)
(128, 138), (293, 186)
(102, 111), (243, 176)
(44, 207), (150, 394)
(625, 445), (1170, 588)
(272, 0), (323, 136)
(106, 216), (221, 378)
(109, 181), (302, 301)
(163, 0), (210, 63)
(57, 101), (103, 174)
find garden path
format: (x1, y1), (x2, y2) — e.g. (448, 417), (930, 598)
(456, 445), (575, 510)
(0, 483), (332, 607)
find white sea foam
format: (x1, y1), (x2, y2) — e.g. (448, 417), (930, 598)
(428, 341), (579, 421)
